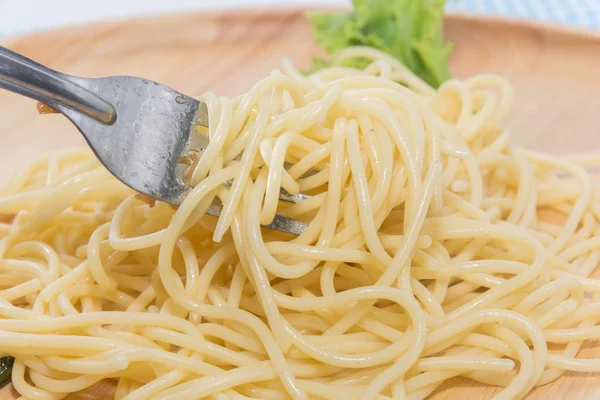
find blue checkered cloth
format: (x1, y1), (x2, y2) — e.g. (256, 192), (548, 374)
(446, 0), (600, 30)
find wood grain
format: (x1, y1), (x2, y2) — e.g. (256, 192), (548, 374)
(1, 8), (600, 400)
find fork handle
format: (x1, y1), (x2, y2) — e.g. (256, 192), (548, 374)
(0, 46), (116, 125)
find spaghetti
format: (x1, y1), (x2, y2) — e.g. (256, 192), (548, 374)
(1, 47), (600, 400)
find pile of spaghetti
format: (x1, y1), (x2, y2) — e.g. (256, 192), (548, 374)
(1, 48), (600, 400)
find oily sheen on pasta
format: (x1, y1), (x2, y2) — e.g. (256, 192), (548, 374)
(1, 47), (600, 400)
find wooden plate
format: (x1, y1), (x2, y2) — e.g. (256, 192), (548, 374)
(1, 8), (600, 400)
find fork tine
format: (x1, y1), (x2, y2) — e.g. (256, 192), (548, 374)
(193, 101), (210, 128)
(264, 213), (308, 235)
(277, 190), (310, 204)
(189, 132), (210, 153)
(220, 179), (311, 204)
(206, 197), (308, 235)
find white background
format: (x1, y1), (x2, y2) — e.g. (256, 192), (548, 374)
(1, 0), (600, 38)
(0, 0), (349, 37)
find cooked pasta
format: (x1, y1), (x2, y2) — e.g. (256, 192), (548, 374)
(1, 47), (600, 400)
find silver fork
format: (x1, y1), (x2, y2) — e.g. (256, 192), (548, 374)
(0, 46), (308, 235)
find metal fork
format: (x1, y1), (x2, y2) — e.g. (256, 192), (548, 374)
(0, 46), (308, 235)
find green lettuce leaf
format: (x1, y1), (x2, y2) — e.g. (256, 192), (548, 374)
(0, 357), (13, 388)
(307, 0), (452, 88)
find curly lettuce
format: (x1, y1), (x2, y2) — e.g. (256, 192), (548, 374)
(0, 357), (13, 388)
(307, 0), (452, 88)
